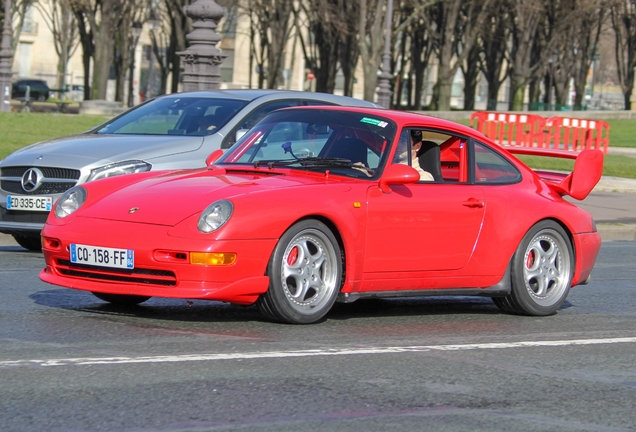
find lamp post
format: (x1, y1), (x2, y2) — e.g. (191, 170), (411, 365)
(0, 0), (14, 113)
(128, 21), (142, 107)
(375, 0), (393, 108)
(178, 0), (227, 91)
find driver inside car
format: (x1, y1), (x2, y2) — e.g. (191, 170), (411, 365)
(393, 129), (434, 181)
(198, 114), (219, 131)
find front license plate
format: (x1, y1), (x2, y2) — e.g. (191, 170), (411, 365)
(7, 195), (53, 211)
(70, 244), (134, 269)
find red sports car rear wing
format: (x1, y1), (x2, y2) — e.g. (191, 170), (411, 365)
(505, 147), (604, 201)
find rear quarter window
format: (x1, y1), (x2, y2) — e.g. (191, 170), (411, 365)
(473, 142), (521, 184)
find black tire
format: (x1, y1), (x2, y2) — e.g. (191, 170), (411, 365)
(13, 234), (42, 251)
(37, 94), (46, 102)
(92, 292), (151, 305)
(257, 220), (342, 324)
(493, 220), (574, 316)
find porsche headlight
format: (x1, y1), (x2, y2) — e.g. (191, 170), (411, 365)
(54, 186), (87, 218)
(198, 200), (233, 233)
(87, 160), (152, 182)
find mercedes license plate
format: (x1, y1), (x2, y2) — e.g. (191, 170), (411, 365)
(7, 195), (53, 211)
(70, 244), (134, 269)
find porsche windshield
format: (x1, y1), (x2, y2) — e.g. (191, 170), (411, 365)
(95, 97), (247, 136)
(218, 110), (397, 179)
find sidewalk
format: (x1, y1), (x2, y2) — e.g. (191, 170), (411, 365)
(569, 174), (636, 241)
(587, 146), (636, 240)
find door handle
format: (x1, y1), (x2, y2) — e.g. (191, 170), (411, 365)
(462, 198), (484, 208)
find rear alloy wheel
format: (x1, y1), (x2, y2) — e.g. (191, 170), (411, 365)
(92, 292), (151, 305)
(493, 221), (573, 316)
(257, 220), (342, 324)
(12, 234), (42, 251)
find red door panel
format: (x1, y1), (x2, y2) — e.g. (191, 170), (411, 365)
(364, 183), (485, 274)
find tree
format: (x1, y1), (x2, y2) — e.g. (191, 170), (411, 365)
(461, 43), (481, 110)
(112, 1), (146, 103)
(338, 0), (360, 97)
(427, 0), (493, 111)
(546, 0), (606, 107)
(477, 1), (510, 110)
(611, 0), (636, 109)
(570, 1), (606, 107)
(508, 0), (544, 110)
(37, 0), (79, 98)
(241, 0), (294, 89)
(294, 0), (345, 93)
(390, 0), (435, 109)
(358, 0), (387, 102)
(541, 0), (571, 106)
(70, 0), (127, 100)
(163, 0), (192, 94)
(68, 0), (94, 99)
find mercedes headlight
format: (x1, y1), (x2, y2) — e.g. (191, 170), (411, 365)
(198, 200), (233, 233)
(87, 160), (152, 182)
(54, 186), (87, 218)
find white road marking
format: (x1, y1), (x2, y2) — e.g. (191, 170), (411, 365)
(2, 337), (636, 368)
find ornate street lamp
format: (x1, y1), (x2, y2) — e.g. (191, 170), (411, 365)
(128, 21), (143, 107)
(376, 0), (393, 108)
(178, 0), (227, 91)
(0, 0), (14, 113)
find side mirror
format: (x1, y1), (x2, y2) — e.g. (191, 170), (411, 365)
(378, 163), (420, 193)
(206, 149), (224, 167)
(236, 129), (249, 141)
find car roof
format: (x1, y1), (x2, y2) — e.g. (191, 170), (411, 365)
(154, 89), (380, 107)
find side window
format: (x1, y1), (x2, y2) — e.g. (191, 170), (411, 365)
(392, 129), (466, 183)
(391, 129), (412, 166)
(473, 142), (521, 183)
(238, 100), (300, 130)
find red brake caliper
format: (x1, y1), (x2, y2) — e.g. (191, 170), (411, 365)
(287, 246), (299, 266)
(526, 250), (535, 269)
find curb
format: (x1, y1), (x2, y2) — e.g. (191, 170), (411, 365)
(596, 224), (636, 242)
(594, 176), (636, 194)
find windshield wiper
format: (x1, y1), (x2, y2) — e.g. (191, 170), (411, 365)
(253, 157), (374, 177)
(254, 157), (354, 169)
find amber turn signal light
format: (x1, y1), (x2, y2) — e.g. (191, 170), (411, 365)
(190, 252), (237, 266)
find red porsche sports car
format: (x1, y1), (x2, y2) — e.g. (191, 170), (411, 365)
(40, 106), (603, 324)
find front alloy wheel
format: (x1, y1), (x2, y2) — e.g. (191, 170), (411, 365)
(257, 220), (342, 324)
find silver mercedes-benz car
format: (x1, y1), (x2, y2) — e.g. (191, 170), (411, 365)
(0, 89), (379, 250)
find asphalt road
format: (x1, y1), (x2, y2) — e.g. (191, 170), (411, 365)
(1, 242), (636, 432)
